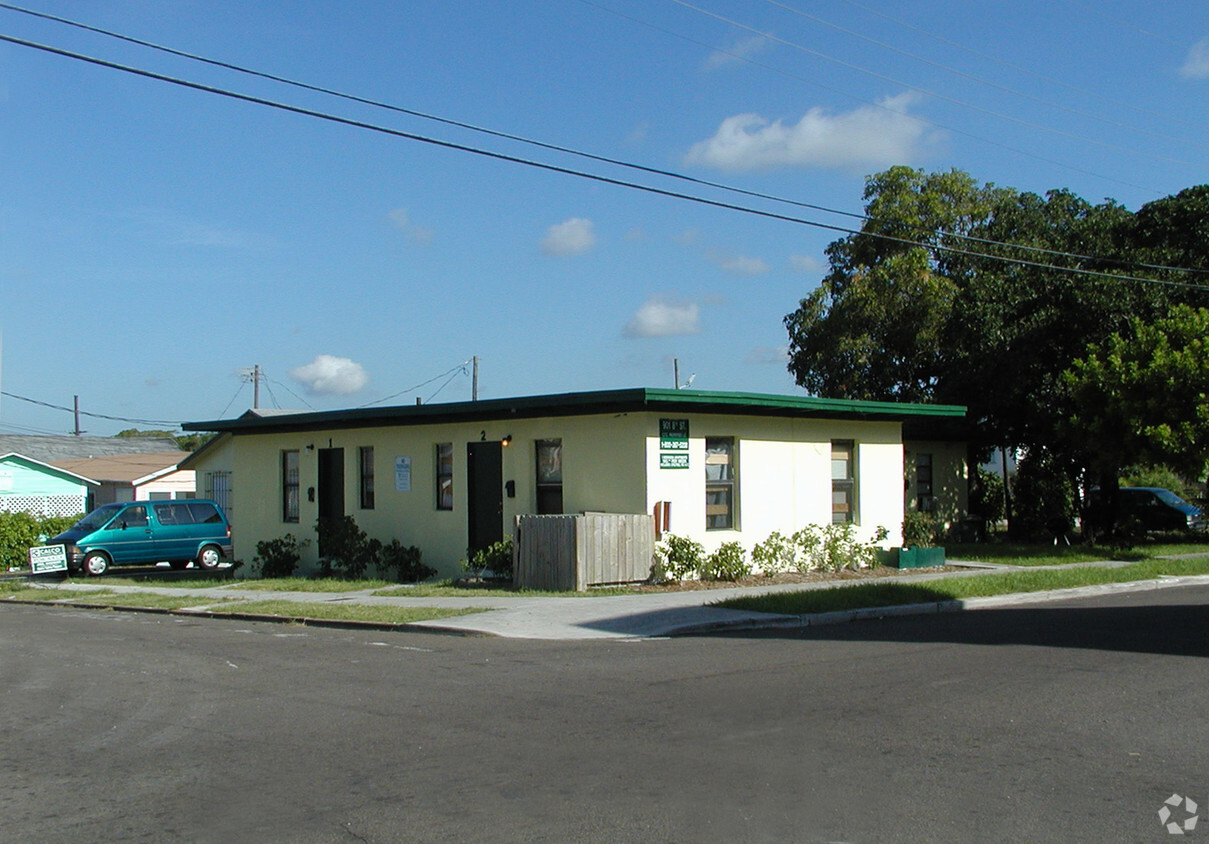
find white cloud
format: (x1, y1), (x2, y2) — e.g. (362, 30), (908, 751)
(290, 355), (369, 396)
(388, 208), (434, 245)
(1181, 37), (1209, 79)
(623, 296), (701, 338)
(542, 217), (596, 256)
(684, 92), (935, 172)
(789, 254), (824, 273)
(704, 35), (772, 70)
(717, 255), (770, 276)
(745, 345), (790, 365)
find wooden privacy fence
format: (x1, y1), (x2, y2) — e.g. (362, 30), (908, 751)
(514, 513), (655, 591)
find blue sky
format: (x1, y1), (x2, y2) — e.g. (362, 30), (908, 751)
(2, 0), (1207, 436)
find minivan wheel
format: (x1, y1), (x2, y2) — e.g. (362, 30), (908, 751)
(196, 545), (222, 570)
(83, 551), (110, 577)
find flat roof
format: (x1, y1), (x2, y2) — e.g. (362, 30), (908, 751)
(184, 388), (966, 435)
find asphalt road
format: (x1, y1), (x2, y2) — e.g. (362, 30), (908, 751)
(4, 584), (1209, 843)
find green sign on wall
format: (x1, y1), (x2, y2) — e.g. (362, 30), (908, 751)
(660, 418), (689, 450)
(660, 418), (689, 468)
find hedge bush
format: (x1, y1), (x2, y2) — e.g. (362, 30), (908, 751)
(0, 512), (81, 571)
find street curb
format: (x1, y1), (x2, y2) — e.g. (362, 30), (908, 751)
(666, 574), (1209, 637)
(1, 597), (497, 637)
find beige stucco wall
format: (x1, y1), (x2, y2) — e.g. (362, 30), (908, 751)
(224, 413), (652, 578)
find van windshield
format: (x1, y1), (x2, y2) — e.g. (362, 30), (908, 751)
(1152, 489), (1193, 509)
(72, 504), (124, 531)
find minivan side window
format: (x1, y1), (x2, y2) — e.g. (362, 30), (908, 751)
(153, 501), (223, 526)
(115, 505), (148, 529)
(185, 502), (224, 524)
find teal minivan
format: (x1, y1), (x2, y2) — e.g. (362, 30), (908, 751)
(48, 500), (232, 576)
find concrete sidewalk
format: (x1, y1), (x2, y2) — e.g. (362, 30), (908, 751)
(21, 559), (1208, 640)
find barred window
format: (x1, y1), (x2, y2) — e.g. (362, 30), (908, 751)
(436, 443), (454, 511)
(359, 446), (375, 510)
(282, 450), (300, 523)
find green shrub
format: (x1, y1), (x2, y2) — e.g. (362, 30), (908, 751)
(701, 541), (751, 581)
(254, 534), (308, 579)
(751, 530), (795, 576)
(902, 510), (937, 548)
(463, 538), (514, 581)
(794, 523), (879, 572)
(316, 515), (381, 579)
(658, 534), (705, 581)
(380, 539), (436, 583)
(0, 511), (83, 571)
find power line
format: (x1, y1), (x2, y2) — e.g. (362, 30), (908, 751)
(360, 361), (472, 408)
(1, 32), (1206, 291)
(0, 390), (184, 427)
(2, 5), (1203, 279)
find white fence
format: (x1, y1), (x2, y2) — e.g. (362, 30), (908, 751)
(515, 513), (654, 591)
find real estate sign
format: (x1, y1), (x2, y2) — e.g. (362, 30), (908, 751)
(659, 418), (690, 469)
(28, 544), (68, 575)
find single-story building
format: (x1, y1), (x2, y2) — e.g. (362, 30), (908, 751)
(184, 388), (967, 579)
(0, 452), (98, 518)
(50, 454), (196, 509)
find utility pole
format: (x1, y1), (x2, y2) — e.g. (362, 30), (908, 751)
(472, 356), (479, 402)
(73, 395), (82, 436)
(253, 364), (261, 410)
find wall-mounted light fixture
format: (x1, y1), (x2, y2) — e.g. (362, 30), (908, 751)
(305, 444), (315, 452)
(501, 434), (513, 447)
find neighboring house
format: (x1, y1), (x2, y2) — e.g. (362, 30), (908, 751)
(0, 452), (98, 518)
(184, 388), (967, 579)
(0, 434), (184, 462)
(50, 454), (195, 509)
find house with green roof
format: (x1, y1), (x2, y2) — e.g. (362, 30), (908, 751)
(184, 388), (967, 579)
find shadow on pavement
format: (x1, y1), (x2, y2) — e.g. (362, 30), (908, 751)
(692, 599), (1209, 658)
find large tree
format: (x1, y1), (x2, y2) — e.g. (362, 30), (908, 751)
(785, 166), (1206, 532)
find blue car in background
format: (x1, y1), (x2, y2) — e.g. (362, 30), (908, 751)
(47, 500), (232, 576)
(1089, 487), (1206, 534)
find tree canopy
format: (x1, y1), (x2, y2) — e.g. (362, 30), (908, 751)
(785, 166), (1209, 522)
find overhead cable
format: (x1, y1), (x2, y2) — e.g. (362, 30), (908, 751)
(0, 33), (1206, 291)
(2, 4), (1202, 277)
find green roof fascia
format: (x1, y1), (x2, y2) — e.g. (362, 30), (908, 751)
(183, 388), (965, 435)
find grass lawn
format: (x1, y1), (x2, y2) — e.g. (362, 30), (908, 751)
(221, 577), (396, 592)
(372, 580), (637, 598)
(212, 600), (487, 625)
(69, 593), (238, 611)
(946, 535), (1209, 566)
(715, 555), (1209, 616)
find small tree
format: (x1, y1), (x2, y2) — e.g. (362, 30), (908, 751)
(254, 534), (308, 578)
(380, 540), (435, 583)
(316, 515), (381, 579)
(658, 534), (705, 581)
(700, 541), (751, 581)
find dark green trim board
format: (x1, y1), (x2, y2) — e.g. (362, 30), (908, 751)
(184, 388), (966, 435)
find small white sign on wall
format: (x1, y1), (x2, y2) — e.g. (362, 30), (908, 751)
(394, 456), (412, 492)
